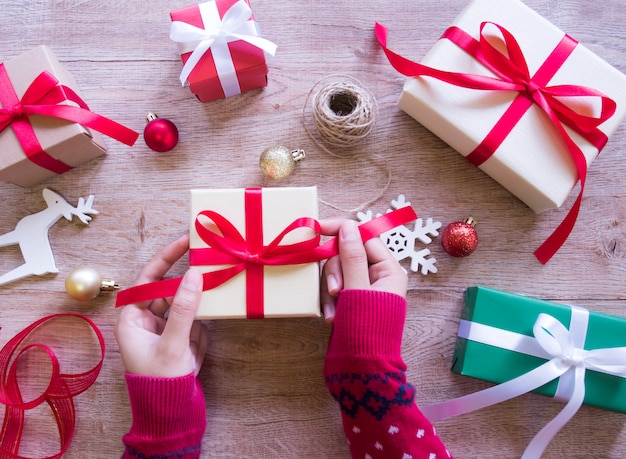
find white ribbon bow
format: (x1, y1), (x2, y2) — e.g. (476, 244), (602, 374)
(422, 308), (626, 458)
(170, 0), (277, 89)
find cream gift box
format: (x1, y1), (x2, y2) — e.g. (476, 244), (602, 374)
(395, 0), (626, 213)
(189, 187), (321, 319)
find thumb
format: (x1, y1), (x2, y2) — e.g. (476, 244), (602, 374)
(161, 268), (203, 349)
(338, 220), (370, 290)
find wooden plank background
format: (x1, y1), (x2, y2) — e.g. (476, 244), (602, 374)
(0, 0), (625, 457)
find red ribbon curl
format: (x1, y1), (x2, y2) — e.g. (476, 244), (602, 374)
(0, 63), (138, 175)
(375, 22), (616, 264)
(115, 188), (418, 318)
(0, 313), (105, 459)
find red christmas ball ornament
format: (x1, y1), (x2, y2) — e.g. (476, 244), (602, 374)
(441, 216), (478, 257)
(143, 113), (179, 152)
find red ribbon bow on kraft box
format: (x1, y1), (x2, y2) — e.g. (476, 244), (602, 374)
(376, 0), (626, 264)
(115, 187), (417, 319)
(0, 45), (138, 187)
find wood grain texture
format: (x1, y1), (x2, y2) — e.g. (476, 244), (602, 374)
(0, 0), (625, 457)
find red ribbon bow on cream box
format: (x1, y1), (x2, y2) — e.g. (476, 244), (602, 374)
(376, 0), (626, 264)
(170, 0), (277, 103)
(0, 45), (138, 187)
(115, 187), (418, 319)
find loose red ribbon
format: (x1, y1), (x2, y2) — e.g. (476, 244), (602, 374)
(0, 313), (105, 459)
(0, 63), (138, 175)
(115, 188), (418, 318)
(375, 22), (616, 264)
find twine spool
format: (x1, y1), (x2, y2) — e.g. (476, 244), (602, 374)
(302, 75), (390, 213)
(308, 79), (377, 149)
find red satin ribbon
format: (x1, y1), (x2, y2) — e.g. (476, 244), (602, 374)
(115, 188), (418, 318)
(375, 22), (616, 264)
(0, 63), (138, 174)
(0, 313), (105, 459)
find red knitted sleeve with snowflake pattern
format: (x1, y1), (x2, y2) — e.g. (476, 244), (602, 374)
(324, 289), (452, 459)
(122, 372), (206, 459)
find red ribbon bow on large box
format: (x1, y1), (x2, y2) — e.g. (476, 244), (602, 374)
(115, 188), (418, 318)
(376, 22), (616, 264)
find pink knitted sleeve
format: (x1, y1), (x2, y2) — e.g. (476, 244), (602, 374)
(122, 372), (206, 459)
(324, 289), (452, 459)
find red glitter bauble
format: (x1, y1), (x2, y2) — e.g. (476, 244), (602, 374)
(143, 113), (179, 152)
(441, 217), (478, 257)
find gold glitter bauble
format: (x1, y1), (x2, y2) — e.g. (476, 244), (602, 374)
(259, 146), (305, 180)
(65, 266), (119, 302)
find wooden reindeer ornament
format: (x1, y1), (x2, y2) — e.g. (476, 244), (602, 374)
(0, 188), (99, 285)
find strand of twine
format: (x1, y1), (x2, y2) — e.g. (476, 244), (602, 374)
(302, 75), (391, 213)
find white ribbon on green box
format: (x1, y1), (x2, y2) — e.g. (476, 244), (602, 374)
(422, 290), (626, 458)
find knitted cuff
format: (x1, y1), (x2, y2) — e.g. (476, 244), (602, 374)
(327, 289), (407, 363)
(124, 372), (207, 440)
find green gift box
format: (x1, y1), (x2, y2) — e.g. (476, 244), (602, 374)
(452, 286), (626, 413)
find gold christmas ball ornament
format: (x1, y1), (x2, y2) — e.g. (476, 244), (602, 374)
(259, 145), (305, 180)
(65, 266), (119, 302)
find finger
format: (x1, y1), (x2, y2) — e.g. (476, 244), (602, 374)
(323, 255), (343, 295)
(160, 268), (203, 353)
(364, 238), (408, 297)
(148, 297), (172, 318)
(189, 320), (206, 352)
(365, 238), (407, 281)
(320, 257), (341, 323)
(319, 217), (347, 237)
(194, 321), (210, 357)
(364, 236), (398, 266)
(337, 220), (370, 290)
(115, 302), (159, 338)
(135, 234), (189, 286)
(192, 322), (210, 375)
(368, 262), (408, 297)
(320, 276), (336, 323)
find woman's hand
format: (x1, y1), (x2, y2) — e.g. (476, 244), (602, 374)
(114, 235), (209, 377)
(320, 219), (408, 323)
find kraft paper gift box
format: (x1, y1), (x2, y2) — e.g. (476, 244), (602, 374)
(189, 187), (321, 319)
(0, 46), (107, 188)
(170, 0), (275, 103)
(394, 0), (626, 213)
(452, 286), (626, 413)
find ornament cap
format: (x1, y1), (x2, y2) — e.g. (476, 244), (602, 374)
(146, 112), (159, 123)
(101, 278), (120, 292)
(463, 216), (477, 227)
(291, 149), (306, 162)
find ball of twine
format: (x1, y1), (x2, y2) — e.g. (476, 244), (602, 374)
(308, 78), (378, 149)
(302, 76), (390, 213)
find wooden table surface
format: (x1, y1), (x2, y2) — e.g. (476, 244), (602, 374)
(1, 0), (626, 457)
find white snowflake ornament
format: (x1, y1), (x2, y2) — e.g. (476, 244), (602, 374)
(357, 195), (440, 275)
